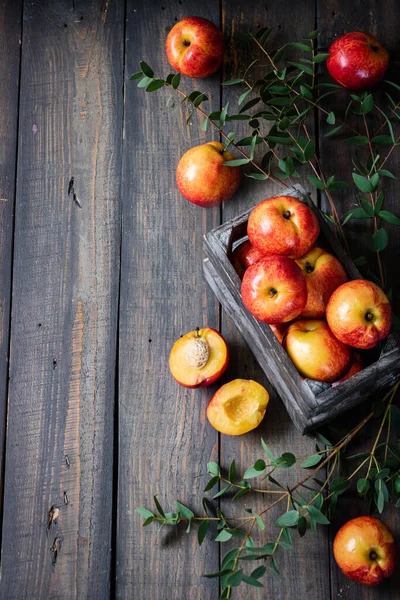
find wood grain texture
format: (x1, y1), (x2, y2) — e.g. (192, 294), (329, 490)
(116, 1), (221, 599)
(0, 1), (123, 597)
(0, 0), (22, 526)
(219, 2), (331, 598)
(318, 2), (400, 599)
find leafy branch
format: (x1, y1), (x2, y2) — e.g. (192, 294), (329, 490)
(137, 382), (400, 597)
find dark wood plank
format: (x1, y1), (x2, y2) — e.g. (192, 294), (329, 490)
(116, 2), (222, 598)
(0, 1), (124, 597)
(0, 0), (22, 526)
(318, 1), (400, 598)
(219, 2), (331, 597)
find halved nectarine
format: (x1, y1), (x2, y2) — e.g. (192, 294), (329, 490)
(207, 379), (269, 435)
(169, 328), (229, 388)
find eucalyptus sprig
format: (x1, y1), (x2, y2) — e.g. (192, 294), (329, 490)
(137, 382), (400, 597)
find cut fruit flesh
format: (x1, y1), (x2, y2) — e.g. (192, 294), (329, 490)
(207, 379), (269, 435)
(169, 328), (228, 388)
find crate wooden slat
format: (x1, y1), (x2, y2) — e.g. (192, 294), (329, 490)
(203, 184), (400, 433)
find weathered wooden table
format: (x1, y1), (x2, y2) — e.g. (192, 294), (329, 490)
(0, 1), (398, 598)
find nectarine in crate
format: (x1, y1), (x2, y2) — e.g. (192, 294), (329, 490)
(202, 184), (400, 434)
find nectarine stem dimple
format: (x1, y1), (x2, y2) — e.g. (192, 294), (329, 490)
(282, 210), (291, 220)
(365, 311), (374, 322)
(182, 39), (191, 47)
(369, 550), (378, 561)
(269, 288), (278, 298)
(305, 261), (314, 274)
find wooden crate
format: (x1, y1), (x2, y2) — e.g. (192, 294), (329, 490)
(203, 184), (400, 434)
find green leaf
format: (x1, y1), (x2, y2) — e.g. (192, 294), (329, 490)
(275, 510), (300, 527)
(377, 489), (385, 513)
(289, 61), (314, 76)
(251, 565), (267, 579)
(129, 71), (143, 80)
(245, 172), (269, 180)
(203, 569), (232, 578)
(223, 158), (250, 167)
(201, 118), (208, 132)
(307, 174), (325, 190)
(255, 514), (265, 531)
(140, 61), (154, 77)
(244, 466), (265, 480)
(266, 135), (292, 145)
(238, 89), (251, 106)
(275, 452), (296, 468)
(370, 172), (380, 191)
(193, 93), (208, 108)
(146, 79), (165, 92)
(307, 506), (330, 525)
(137, 507), (154, 520)
(396, 499), (400, 508)
(208, 462), (220, 476)
(142, 516), (154, 526)
(329, 477), (349, 493)
(324, 125), (343, 137)
(348, 207), (372, 219)
(171, 73), (181, 89)
(304, 139), (315, 161)
(228, 460), (236, 483)
(301, 454), (322, 468)
(352, 173), (374, 193)
(327, 111), (336, 125)
(240, 98), (260, 113)
(176, 501), (194, 519)
(222, 548), (240, 569)
(261, 439), (275, 460)
(288, 41), (312, 51)
(137, 76), (153, 88)
(222, 78), (244, 85)
(329, 180), (350, 191)
(297, 515), (307, 537)
(249, 133), (257, 160)
(374, 192), (384, 214)
(313, 53), (330, 63)
(220, 102), (229, 126)
(300, 85), (313, 99)
(342, 212), (353, 226)
(267, 97), (292, 106)
(370, 228), (389, 251)
(242, 575), (264, 588)
(394, 477), (400, 494)
(227, 569), (243, 587)
(360, 94), (374, 114)
(308, 29), (319, 40)
(154, 496), (166, 518)
(213, 485), (232, 499)
(204, 476), (220, 492)
(372, 135), (394, 145)
(378, 169), (395, 179)
(375, 468), (390, 480)
(232, 482), (251, 500)
(359, 196), (374, 216)
(198, 519), (208, 545)
(215, 530), (233, 542)
(357, 478), (370, 495)
(379, 210), (400, 225)
(346, 136), (369, 146)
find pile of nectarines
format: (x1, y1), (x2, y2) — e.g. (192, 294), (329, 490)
(233, 194), (392, 383)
